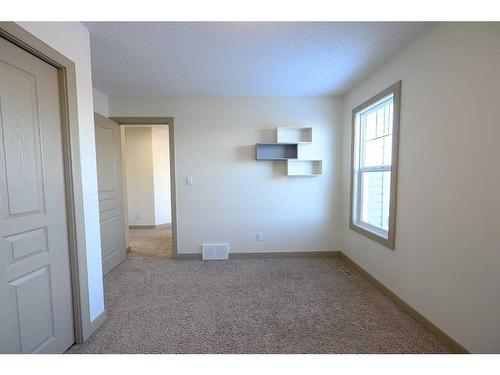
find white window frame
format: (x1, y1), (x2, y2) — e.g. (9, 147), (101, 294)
(350, 81), (401, 249)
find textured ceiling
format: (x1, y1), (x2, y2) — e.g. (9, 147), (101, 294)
(84, 22), (429, 96)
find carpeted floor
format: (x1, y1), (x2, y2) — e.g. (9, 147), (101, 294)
(66, 255), (448, 354)
(128, 224), (172, 259)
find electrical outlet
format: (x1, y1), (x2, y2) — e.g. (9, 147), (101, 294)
(256, 232), (264, 241)
(185, 176), (193, 185)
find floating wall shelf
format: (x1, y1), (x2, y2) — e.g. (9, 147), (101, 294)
(255, 143), (298, 160)
(277, 126), (313, 144)
(287, 160), (323, 176)
(255, 127), (322, 176)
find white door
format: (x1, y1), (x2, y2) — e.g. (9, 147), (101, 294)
(0, 37), (74, 353)
(95, 114), (126, 275)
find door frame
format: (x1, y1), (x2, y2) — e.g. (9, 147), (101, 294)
(110, 117), (178, 258)
(0, 22), (90, 344)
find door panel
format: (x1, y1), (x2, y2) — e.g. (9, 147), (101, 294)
(9, 266), (55, 353)
(0, 59), (45, 217)
(0, 37), (74, 353)
(95, 115), (126, 275)
(4, 227), (48, 264)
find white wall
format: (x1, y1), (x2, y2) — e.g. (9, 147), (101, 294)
(124, 126), (172, 226)
(341, 23), (500, 353)
(152, 127), (171, 224)
(16, 22), (104, 339)
(110, 96), (343, 254)
(93, 87), (109, 117)
(124, 127), (156, 225)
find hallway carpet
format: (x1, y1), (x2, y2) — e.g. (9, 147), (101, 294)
(128, 224), (172, 259)
(67, 256), (448, 354)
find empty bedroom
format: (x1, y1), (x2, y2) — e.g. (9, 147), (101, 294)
(1, 1), (499, 373)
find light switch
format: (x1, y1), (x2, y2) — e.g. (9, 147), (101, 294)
(185, 176), (193, 185)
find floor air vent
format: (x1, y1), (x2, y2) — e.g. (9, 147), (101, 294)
(202, 243), (229, 260)
(337, 264), (353, 277)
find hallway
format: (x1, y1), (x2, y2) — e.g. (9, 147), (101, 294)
(128, 225), (172, 259)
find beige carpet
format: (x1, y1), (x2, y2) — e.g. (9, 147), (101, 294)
(66, 256), (448, 354)
(128, 224), (172, 259)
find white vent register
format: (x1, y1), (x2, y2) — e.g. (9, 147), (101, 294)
(202, 243), (229, 260)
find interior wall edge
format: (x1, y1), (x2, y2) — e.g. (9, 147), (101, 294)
(338, 252), (469, 354)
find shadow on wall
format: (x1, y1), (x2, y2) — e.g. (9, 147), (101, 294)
(236, 145), (255, 162)
(235, 128), (278, 163)
(258, 128), (277, 143)
(271, 161), (288, 179)
(235, 144), (287, 178)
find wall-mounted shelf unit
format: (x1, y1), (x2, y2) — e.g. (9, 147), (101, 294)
(287, 160), (323, 176)
(255, 127), (321, 176)
(277, 126), (313, 144)
(255, 143), (298, 160)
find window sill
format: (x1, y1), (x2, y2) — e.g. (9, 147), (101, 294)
(349, 221), (395, 250)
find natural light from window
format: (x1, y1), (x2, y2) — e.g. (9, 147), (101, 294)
(350, 81), (400, 249)
(359, 95), (393, 232)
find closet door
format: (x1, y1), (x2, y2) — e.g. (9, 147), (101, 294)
(0, 37), (74, 353)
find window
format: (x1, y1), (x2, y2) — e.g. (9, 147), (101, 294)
(350, 81), (401, 249)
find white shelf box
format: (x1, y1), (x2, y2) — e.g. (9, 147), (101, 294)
(287, 160), (322, 176)
(277, 126), (313, 144)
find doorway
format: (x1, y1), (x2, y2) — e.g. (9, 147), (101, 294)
(123, 125), (173, 259)
(111, 117), (178, 259)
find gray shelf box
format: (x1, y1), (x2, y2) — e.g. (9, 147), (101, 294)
(255, 143), (298, 160)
